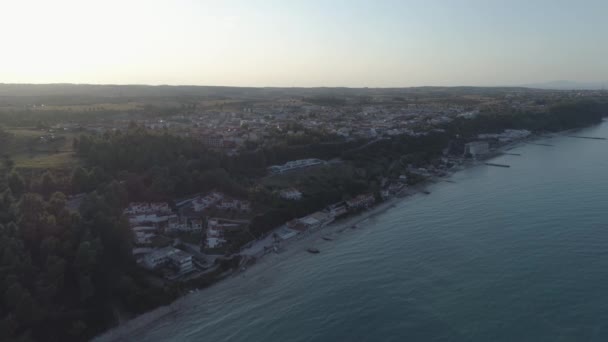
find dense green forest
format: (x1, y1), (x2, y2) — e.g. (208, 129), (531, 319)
(0, 167), (241, 341)
(0, 170), (143, 341)
(446, 100), (608, 139)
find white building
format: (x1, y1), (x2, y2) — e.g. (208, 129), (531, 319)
(128, 213), (176, 227)
(267, 159), (325, 174)
(132, 226), (157, 245)
(191, 192), (224, 212)
(204, 218), (250, 252)
(166, 217), (203, 233)
(279, 188), (303, 200)
(124, 202), (172, 215)
(142, 247), (194, 274)
(216, 198), (251, 212)
(287, 211), (335, 232)
(167, 250), (194, 274)
(326, 202), (348, 218)
(143, 248), (171, 269)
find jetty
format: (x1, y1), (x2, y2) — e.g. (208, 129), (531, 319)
(566, 135), (607, 140)
(485, 162), (510, 168)
(525, 142), (554, 147)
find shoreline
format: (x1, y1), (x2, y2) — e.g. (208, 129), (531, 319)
(94, 124), (594, 341)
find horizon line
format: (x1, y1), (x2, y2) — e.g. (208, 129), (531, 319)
(1, 81), (603, 90)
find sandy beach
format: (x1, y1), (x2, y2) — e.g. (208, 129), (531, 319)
(95, 179), (438, 341)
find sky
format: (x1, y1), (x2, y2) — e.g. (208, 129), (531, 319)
(0, 0), (607, 87)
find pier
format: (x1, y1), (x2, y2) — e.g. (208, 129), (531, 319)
(566, 135), (607, 140)
(525, 142), (554, 147)
(485, 162), (511, 168)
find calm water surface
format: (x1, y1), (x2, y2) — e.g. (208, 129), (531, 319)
(111, 123), (608, 342)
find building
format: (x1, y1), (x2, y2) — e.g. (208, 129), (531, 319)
(191, 192), (224, 212)
(128, 213), (177, 229)
(132, 226), (157, 245)
(464, 141), (490, 157)
(326, 201), (349, 218)
(287, 211), (334, 232)
(124, 202), (172, 215)
(167, 250), (194, 274)
(124, 202), (176, 230)
(166, 217), (203, 233)
(279, 188), (303, 200)
(204, 218), (250, 253)
(216, 198), (251, 212)
(202, 135), (223, 148)
(142, 247), (194, 274)
(267, 158), (325, 174)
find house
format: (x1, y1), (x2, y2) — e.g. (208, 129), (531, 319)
(166, 217), (203, 233)
(287, 211), (334, 232)
(267, 158), (325, 174)
(128, 214), (177, 229)
(204, 218), (250, 253)
(167, 250), (194, 274)
(132, 226), (157, 245)
(202, 135), (223, 148)
(134, 232), (155, 245)
(279, 188), (302, 200)
(142, 247), (194, 274)
(326, 201), (348, 218)
(191, 192), (224, 212)
(346, 194), (376, 210)
(124, 202), (172, 215)
(216, 198), (251, 212)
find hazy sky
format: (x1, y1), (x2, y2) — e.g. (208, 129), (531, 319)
(1, 0), (607, 87)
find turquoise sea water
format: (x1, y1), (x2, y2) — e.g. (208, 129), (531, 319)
(110, 122), (608, 342)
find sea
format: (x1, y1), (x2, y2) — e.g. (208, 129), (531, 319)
(100, 121), (608, 342)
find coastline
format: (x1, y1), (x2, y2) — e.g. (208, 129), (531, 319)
(95, 189), (426, 341)
(94, 125), (586, 341)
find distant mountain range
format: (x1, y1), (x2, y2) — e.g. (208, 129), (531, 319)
(522, 80), (608, 90)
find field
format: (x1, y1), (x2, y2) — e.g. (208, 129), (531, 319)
(3, 128), (79, 170)
(26, 102), (144, 112)
(261, 162), (358, 192)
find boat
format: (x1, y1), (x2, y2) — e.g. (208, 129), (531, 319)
(322, 236), (333, 241)
(422, 190), (431, 195)
(307, 247), (320, 254)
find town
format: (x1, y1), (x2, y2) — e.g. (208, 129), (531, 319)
(1, 84), (607, 342)
(23, 86), (598, 283)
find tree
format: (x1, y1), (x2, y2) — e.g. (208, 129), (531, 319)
(3, 155), (14, 171)
(38, 172), (56, 199)
(70, 167), (90, 193)
(8, 172), (25, 197)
